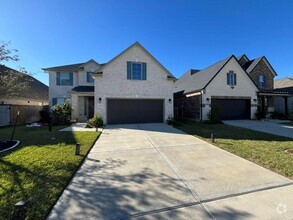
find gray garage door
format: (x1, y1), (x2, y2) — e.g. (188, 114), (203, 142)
(211, 99), (251, 120)
(107, 99), (164, 124)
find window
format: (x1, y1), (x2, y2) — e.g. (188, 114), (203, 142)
(127, 61), (147, 80)
(258, 75), (265, 88)
(52, 98), (66, 106)
(227, 71), (237, 87)
(56, 72), (73, 85)
(87, 72), (94, 83)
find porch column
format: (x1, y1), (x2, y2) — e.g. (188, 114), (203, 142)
(71, 94), (79, 121)
(284, 96), (288, 116)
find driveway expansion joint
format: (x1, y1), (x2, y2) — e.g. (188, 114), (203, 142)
(136, 124), (216, 220)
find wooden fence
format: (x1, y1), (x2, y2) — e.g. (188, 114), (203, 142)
(0, 104), (44, 126)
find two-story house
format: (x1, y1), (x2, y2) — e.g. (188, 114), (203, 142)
(43, 42), (176, 124)
(174, 54), (280, 121)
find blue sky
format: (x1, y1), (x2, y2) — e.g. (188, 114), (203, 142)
(1, 0), (293, 85)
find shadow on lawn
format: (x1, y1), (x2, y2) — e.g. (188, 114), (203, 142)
(48, 157), (255, 220)
(0, 157), (81, 219)
(0, 125), (82, 219)
(0, 125), (78, 156)
(175, 121), (293, 142)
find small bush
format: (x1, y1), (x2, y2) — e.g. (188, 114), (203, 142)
(166, 116), (180, 126)
(51, 100), (72, 125)
(87, 114), (103, 128)
(270, 111), (286, 120)
(207, 105), (221, 124)
(39, 105), (51, 124)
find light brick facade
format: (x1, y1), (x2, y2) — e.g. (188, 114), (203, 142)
(93, 44), (175, 124)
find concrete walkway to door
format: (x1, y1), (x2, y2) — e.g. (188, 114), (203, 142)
(223, 120), (293, 139)
(48, 123), (293, 220)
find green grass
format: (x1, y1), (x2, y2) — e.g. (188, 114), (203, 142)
(175, 121), (293, 180)
(0, 125), (100, 219)
(282, 121), (293, 126)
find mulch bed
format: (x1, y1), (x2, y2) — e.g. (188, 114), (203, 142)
(0, 141), (19, 152)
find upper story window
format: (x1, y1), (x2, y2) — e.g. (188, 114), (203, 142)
(56, 72), (73, 85)
(258, 75), (265, 88)
(227, 71), (237, 87)
(127, 61), (147, 80)
(87, 72), (94, 83)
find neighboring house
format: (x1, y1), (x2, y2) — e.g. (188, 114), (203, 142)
(273, 78), (293, 115)
(43, 42), (176, 124)
(0, 65), (49, 106)
(0, 65), (49, 125)
(174, 54), (280, 121)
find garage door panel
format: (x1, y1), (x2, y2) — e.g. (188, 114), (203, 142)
(107, 99), (163, 124)
(212, 99), (250, 120)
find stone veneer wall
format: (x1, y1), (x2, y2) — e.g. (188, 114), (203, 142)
(248, 59), (274, 90)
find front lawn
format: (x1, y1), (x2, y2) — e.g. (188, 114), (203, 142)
(0, 125), (100, 219)
(283, 121), (293, 126)
(175, 121), (293, 180)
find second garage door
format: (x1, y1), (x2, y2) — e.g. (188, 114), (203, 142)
(211, 99), (251, 120)
(107, 99), (164, 124)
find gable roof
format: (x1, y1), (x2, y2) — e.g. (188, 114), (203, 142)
(97, 41), (176, 79)
(176, 55), (260, 95)
(42, 59), (101, 72)
(275, 77), (293, 89)
(0, 65), (48, 101)
(245, 56), (277, 76)
(246, 57), (263, 73)
(237, 54), (249, 62)
(175, 56), (232, 94)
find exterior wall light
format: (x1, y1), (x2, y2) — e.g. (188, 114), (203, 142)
(99, 97), (102, 103)
(253, 98), (257, 102)
(169, 98), (172, 103)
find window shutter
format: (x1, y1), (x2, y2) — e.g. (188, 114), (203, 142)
(52, 98), (57, 106)
(86, 72), (89, 82)
(56, 72), (60, 85)
(69, 73), (73, 85)
(127, 62), (131, 79)
(142, 63), (147, 80)
(234, 73), (237, 85)
(227, 72), (229, 85)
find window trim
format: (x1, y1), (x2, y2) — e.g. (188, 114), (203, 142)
(258, 75), (265, 88)
(227, 71), (237, 87)
(86, 72), (94, 83)
(127, 61), (147, 80)
(56, 72), (73, 86)
(131, 62), (143, 80)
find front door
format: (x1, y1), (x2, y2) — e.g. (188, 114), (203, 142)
(88, 97), (94, 119)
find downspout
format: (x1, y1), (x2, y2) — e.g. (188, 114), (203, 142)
(200, 90), (203, 122)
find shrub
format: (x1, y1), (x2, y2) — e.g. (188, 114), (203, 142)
(166, 116), (180, 126)
(51, 100), (72, 125)
(207, 105), (221, 124)
(39, 105), (51, 124)
(270, 111), (286, 120)
(87, 114), (103, 128)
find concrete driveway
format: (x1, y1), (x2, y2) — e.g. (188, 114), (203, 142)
(223, 120), (293, 139)
(48, 123), (293, 220)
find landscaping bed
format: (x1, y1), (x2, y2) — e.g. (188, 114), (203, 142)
(0, 125), (100, 219)
(175, 121), (293, 180)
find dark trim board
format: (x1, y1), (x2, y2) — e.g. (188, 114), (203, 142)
(106, 98), (164, 124)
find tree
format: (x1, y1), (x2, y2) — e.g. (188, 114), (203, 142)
(0, 41), (32, 97)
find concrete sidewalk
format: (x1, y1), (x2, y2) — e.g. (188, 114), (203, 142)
(48, 123), (293, 220)
(223, 120), (293, 139)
